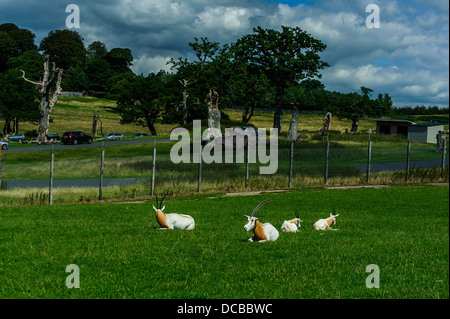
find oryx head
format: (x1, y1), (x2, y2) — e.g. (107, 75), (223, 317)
(329, 210), (339, 225)
(153, 193), (166, 212)
(244, 199), (273, 232)
(294, 209), (303, 228)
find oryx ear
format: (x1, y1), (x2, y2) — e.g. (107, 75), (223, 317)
(335, 214), (339, 217)
(161, 205), (165, 211)
(152, 205), (157, 211)
(244, 215), (250, 218)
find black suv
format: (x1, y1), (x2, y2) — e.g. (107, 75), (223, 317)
(61, 131), (93, 145)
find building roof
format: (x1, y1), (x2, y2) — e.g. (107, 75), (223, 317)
(409, 123), (446, 127)
(373, 119), (415, 124)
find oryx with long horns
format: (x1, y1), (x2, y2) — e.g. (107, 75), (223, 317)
(153, 193), (195, 230)
(281, 209), (303, 232)
(312, 210), (339, 231)
(243, 199), (279, 242)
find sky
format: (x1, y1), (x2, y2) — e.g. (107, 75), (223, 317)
(1, 0), (449, 108)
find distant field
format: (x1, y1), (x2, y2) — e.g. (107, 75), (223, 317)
(10, 96), (389, 138)
(1, 185), (448, 299)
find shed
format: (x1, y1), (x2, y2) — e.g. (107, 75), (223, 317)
(407, 123), (446, 144)
(374, 119), (414, 137)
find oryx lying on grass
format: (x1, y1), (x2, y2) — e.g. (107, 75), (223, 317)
(312, 211), (339, 231)
(281, 210), (303, 232)
(153, 194), (195, 230)
(244, 199), (279, 242)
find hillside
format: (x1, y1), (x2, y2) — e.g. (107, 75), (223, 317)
(13, 96), (385, 139)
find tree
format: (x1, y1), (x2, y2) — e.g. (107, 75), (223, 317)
(332, 86), (374, 133)
(87, 41), (108, 60)
(0, 68), (40, 136)
(21, 55), (64, 143)
(232, 26), (329, 133)
(114, 72), (168, 136)
(0, 23), (37, 72)
(39, 30), (87, 70)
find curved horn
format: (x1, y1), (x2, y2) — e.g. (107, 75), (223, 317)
(294, 209), (299, 219)
(155, 193), (159, 209)
(159, 193), (167, 209)
(250, 199), (273, 218)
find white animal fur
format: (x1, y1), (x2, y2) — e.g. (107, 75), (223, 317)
(153, 194), (195, 230)
(281, 218), (302, 232)
(312, 213), (339, 231)
(153, 205), (195, 230)
(281, 210), (302, 232)
(244, 199), (279, 242)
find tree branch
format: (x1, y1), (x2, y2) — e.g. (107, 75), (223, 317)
(21, 70), (42, 87)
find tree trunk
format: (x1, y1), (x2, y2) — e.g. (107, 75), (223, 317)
(273, 85), (284, 134)
(351, 118), (359, 133)
(3, 119), (12, 137)
(148, 123), (157, 136)
(205, 89), (221, 139)
(22, 55), (63, 143)
(92, 110), (99, 137)
(180, 79), (189, 125)
(285, 109), (300, 142)
(242, 105), (254, 123)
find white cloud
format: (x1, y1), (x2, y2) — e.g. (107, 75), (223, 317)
(132, 54), (173, 75)
(1, 0), (448, 107)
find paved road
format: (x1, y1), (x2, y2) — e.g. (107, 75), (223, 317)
(349, 157), (449, 173)
(3, 138), (175, 153)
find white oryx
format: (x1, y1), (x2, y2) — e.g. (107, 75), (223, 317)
(153, 194), (195, 230)
(312, 211), (339, 231)
(244, 199), (279, 242)
(281, 210), (303, 232)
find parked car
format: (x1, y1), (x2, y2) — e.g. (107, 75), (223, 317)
(61, 131), (93, 145)
(104, 132), (124, 140)
(0, 141), (9, 150)
(32, 133), (60, 141)
(131, 133), (150, 138)
(8, 133), (26, 142)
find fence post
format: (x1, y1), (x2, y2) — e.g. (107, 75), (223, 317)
(99, 142), (104, 200)
(49, 144), (54, 205)
(245, 143), (249, 188)
(367, 137), (372, 182)
(198, 147), (202, 192)
(0, 147), (3, 189)
(406, 140), (411, 181)
(441, 135), (447, 177)
(324, 135), (329, 185)
(151, 140), (156, 196)
(288, 141), (294, 187)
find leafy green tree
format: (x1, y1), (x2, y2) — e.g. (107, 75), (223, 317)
(61, 67), (89, 92)
(39, 30), (87, 70)
(332, 86), (374, 133)
(87, 41), (108, 60)
(231, 26), (329, 133)
(0, 23), (37, 71)
(0, 68), (40, 135)
(114, 72), (169, 135)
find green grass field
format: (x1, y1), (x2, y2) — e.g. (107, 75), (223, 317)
(1, 185), (448, 299)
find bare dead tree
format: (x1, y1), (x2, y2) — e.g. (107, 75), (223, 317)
(285, 109), (300, 142)
(179, 79), (189, 125)
(21, 55), (64, 143)
(205, 89), (221, 139)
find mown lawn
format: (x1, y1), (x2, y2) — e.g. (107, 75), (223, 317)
(1, 185), (448, 299)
